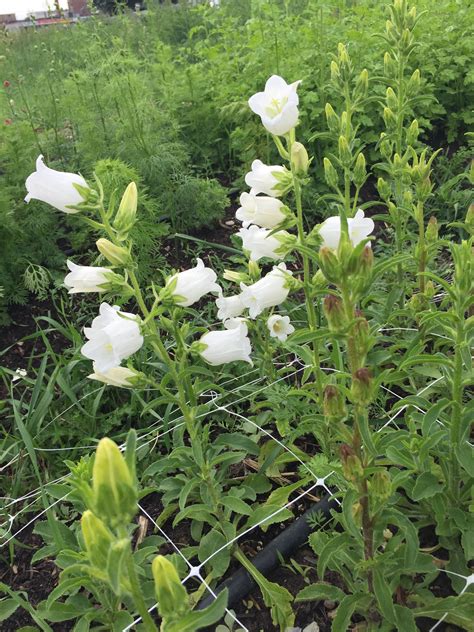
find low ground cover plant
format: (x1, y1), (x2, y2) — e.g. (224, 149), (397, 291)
(0, 1), (473, 631)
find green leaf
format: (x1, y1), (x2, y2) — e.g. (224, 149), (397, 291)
(165, 590), (228, 632)
(296, 583), (346, 603)
(410, 472), (443, 501)
(373, 568), (396, 624)
(221, 496), (253, 516)
(198, 528), (230, 576)
(412, 594), (474, 628)
(394, 605), (417, 632)
(106, 539), (129, 595)
(332, 593), (367, 632)
(0, 599), (19, 621)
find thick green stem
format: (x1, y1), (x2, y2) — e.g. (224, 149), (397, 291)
(449, 318), (464, 500)
(416, 201), (426, 293)
(126, 550), (158, 632)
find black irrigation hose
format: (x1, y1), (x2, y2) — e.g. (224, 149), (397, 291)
(197, 494), (338, 610)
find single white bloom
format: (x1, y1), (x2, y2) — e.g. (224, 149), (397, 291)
(267, 314), (295, 342)
(248, 75), (301, 136)
(216, 292), (245, 321)
(25, 155), (88, 214)
(238, 224), (287, 262)
(236, 192), (286, 229)
(244, 159), (286, 197)
(87, 365), (139, 388)
(240, 263), (292, 319)
(64, 260), (111, 294)
(167, 258), (220, 307)
(199, 319), (252, 366)
(12, 368), (27, 383)
(319, 209), (375, 250)
(81, 303), (143, 373)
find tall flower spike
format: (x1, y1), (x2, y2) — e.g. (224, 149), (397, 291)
(25, 155), (89, 213)
(248, 75), (301, 136)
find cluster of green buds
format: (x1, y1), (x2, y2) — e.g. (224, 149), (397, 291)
(324, 43), (369, 197)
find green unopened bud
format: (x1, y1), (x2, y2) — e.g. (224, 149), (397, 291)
(425, 216), (438, 242)
(407, 6), (417, 28)
(384, 52), (396, 77)
(291, 142), (310, 175)
(318, 247), (341, 284)
(406, 69), (420, 96)
(340, 111), (349, 136)
(248, 259), (260, 281)
(81, 510), (114, 568)
(424, 280), (436, 299)
(377, 177), (391, 202)
(338, 135), (352, 166)
(330, 60), (340, 83)
(323, 385), (346, 422)
(354, 68), (368, 98)
(353, 153), (367, 187)
(417, 177), (432, 200)
(340, 444), (364, 483)
(370, 470), (392, 502)
(223, 269), (249, 284)
(383, 107), (396, 130)
(96, 238), (130, 267)
(337, 42), (349, 66)
(113, 182), (138, 237)
(402, 190), (413, 207)
(311, 269), (327, 289)
(323, 294), (347, 332)
(152, 556), (188, 620)
(325, 103), (339, 133)
(380, 136), (392, 160)
(323, 157), (339, 190)
(386, 87), (397, 111)
(400, 28), (413, 51)
(406, 119), (419, 145)
(466, 203), (474, 234)
(92, 438), (137, 529)
(351, 367), (373, 405)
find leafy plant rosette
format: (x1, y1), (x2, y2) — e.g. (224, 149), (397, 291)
(3, 1), (473, 630)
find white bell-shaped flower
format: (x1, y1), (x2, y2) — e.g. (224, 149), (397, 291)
(87, 365), (139, 388)
(167, 258), (220, 307)
(236, 192), (286, 229)
(244, 159), (286, 197)
(199, 318), (252, 366)
(267, 314), (295, 342)
(25, 155), (89, 214)
(64, 260), (111, 294)
(320, 209), (375, 250)
(215, 292), (245, 321)
(248, 75), (301, 136)
(240, 263), (292, 318)
(81, 303), (143, 373)
(238, 224), (287, 262)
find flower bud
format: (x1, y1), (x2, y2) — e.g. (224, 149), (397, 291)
(223, 269), (249, 284)
(323, 385), (346, 422)
(386, 87), (397, 111)
(380, 137), (392, 160)
(351, 367), (373, 405)
(92, 437), (137, 529)
(407, 6), (417, 28)
(354, 69), (369, 98)
(291, 142), (310, 176)
(340, 444), (364, 483)
(424, 280), (435, 299)
(406, 119), (419, 145)
(96, 238), (130, 267)
(337, 42), (349, 66)
(152, 556), (188, 620)
(330, 60), (340, 83)
(425, 216), (438, 243)
(465, 203), (474, 234)
(406, 69), (420, 96)
(311, 269), (327, 289)
(370, 470), (392, 502)
(353, 312), (370, 360)
(323, 294), (347, 332)
(247, 259), (260, 281)
(401, 28), (413, 51)
(338, 135), (352, 166)
(323, 157), (339, 190)
(384, 52), (396, 77)
(377, 177), (391, 202)
(353, 152), (366, 187)
(325, 103), (339, 133)
(383, 107), (396, 130)
(318, 246), (341, 284)
(113, 182), (137, 237)
(81, 510), (114, 568)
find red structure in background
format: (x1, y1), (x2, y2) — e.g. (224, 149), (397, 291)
(68, 0), (91, 16)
